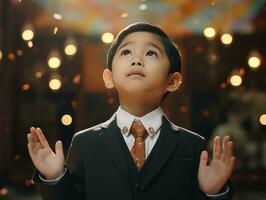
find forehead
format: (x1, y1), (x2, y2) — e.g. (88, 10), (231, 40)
(118, 31), (165, 48)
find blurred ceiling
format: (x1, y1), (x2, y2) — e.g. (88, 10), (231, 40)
(27, 0), (266, 36)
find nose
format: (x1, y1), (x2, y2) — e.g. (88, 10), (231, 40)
(131, 57), (143, 67)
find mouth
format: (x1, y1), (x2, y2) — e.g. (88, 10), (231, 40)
(127, 72), (146, 77)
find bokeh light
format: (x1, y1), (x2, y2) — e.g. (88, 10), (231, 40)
(248, 51), (261, 69)
(230, 75), (242, 87)
(64, 38), (77, 56)
(221, 33), (233, 45)
(101, 32), (114, 43)
(21, 24), (34, 41)
(48, 50), (61, 69)
(260, 114), (266, 125)
(61, 114), (73, 126)
(27, 41), (33, 48)
(203, 27), (216, 39)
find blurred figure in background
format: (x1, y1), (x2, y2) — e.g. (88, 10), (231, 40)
(209, 107), (248, 168)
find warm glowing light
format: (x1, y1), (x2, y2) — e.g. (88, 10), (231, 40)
(53, 13), (62, 20)
(65, 45), (76, 56)
(35, 71), (43, 78)
(22, 24), (34, 41)
(48, 57), (61, 69)
(121, 13), (128, 18)
(27, 41), (33, 48)
(203, 27), (216, 39)
(221, 33), (233, 45)
(230, 75), (242, 87)
(54, 27), (58, 35)
(73, 74), (81, 84)
(25, 179), (34, 186)
(17, 50), (23, 56)
(33, 63), (46, 79)
(48, 51), (61, 69)
(22, 84), (30, 91)
(0, 188), (8, 196)
(64, 37), (77, 56)
(248, 56), (261, 68)
(8, 53), (15, 61)
(139, 4), (147, 10)
(49, 79), (61, 90)
(61, 114), (72, 126)
(0, 50), (2, 60)
(239, 68), (245, 76)
(101, 32), (114, 44)
(260, 114), (266, 125)
(248, 51), (261, 69)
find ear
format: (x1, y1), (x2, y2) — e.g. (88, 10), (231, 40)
(166, 72), (182, 92)
(102, 69), (114, 89)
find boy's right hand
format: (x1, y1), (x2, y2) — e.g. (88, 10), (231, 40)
(27, 127), (65, 180)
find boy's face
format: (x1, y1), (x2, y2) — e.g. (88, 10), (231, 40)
(103, 31), (181, 100)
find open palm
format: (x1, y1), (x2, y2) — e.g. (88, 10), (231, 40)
(27, 127), (65, 180)
(198, 136), (235, 195)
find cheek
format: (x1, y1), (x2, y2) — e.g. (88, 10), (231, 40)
(147, 61), (170, 79)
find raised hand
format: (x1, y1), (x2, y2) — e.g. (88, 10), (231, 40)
(27, 127), (65, 180)
(198, 136), (235, 195)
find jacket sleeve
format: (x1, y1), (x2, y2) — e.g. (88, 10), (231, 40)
(32, 134), (86, 200)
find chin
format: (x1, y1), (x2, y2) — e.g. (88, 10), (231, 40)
(118, 87), (146, 95)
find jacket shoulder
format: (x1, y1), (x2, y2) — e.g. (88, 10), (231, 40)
(176, 126), (206, 141)
(165, 115), (206, 142)
(73, 113), (116, 139)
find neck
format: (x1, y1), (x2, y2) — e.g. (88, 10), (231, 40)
(119, 98), (160, 117)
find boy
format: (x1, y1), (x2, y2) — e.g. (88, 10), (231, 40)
(27, 22), (235, 200)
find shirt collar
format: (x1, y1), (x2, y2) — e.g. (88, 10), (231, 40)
(116, 106), (163, 136)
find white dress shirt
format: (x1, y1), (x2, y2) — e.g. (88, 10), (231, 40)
(116, 106), (163, 158)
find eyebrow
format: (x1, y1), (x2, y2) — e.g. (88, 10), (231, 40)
(117, 41), (163, 54)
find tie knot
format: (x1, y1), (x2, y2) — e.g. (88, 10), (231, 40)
(131, 120), (148, 139)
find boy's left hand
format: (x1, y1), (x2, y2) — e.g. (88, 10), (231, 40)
(198, 136), (235, 195)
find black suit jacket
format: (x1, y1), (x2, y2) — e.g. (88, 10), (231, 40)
(33, 113), (234, 200)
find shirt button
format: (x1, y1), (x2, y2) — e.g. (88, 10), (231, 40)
(148, 127), (154, 134)
(122, 126), (128, 134)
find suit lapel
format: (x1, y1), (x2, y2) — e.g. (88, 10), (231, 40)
(142, 115), (180, 188)
(99, 115), (131, 189)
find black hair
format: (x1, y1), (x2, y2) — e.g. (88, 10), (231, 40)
(107, 22), (182, 73)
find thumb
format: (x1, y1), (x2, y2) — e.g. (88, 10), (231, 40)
(55, 140), (64, 156)
(199, 150), (209, 169)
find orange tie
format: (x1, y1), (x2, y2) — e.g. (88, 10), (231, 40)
(130, 120), (148, 170)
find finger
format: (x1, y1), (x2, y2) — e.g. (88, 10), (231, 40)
(199, 150), (209, 169)
(222, 136), (231, 161)
(27, 133), (33, 144)
(35, 128), (49, 148)
(55, 141), (63, 156)
(226, 156), (236, 177)
(27, 135), (38, 153)
(212, 136), (221, 159)
(227, 141), (234, 157)
(27, 143), (37, 160)
(30, 127), (39, 143)
(225, 141), (234, 164)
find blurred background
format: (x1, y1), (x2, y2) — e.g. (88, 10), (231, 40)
(0, 0), (266, 199)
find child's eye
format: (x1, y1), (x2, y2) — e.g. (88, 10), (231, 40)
(146, 50), (158, 57)
(121, 49), (132, 56)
